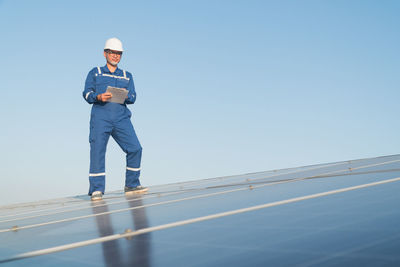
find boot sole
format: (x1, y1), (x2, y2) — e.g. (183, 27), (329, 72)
(125, 188), (149, 194)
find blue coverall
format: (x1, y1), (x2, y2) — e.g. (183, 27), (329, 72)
(83, 65), (142, 195)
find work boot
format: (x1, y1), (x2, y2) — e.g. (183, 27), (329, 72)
(124, 185), (148, 194)
(91, 191), (103, 201)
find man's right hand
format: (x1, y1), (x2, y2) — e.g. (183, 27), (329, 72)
(97, 92), (112, 102)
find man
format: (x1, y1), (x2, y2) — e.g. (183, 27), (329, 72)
(83, 37), (147, 201)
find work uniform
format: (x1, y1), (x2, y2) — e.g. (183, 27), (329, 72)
(83, 65), (142, 195)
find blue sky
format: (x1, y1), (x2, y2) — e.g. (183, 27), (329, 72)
(0, 0), (399, 205)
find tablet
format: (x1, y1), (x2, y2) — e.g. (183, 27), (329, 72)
(106, 86), (129, 104)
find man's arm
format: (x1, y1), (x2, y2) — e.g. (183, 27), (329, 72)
(124, 72), (137, 105)
(82, 68), (100, 104)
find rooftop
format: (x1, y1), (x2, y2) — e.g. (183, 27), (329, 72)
(1, 154), (400, 266)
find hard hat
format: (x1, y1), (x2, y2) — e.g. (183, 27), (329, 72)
(104, 37), (123, 52)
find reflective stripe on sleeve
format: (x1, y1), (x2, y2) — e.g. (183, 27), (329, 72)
(85, 91), (92, 100)
(97, 67), (101, 75)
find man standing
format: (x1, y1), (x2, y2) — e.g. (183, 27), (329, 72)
(83, 37), (147, 201)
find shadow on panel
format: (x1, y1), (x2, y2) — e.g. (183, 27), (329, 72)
(91, 195), (151, 267)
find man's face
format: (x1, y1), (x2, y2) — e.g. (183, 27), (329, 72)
(104, 50), (122, 66)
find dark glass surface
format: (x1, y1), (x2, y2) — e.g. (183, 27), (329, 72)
(0, 155), (399, 266)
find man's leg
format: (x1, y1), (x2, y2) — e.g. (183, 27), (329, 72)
(88, 117), (112, 195)
(112, 118), (142, 188)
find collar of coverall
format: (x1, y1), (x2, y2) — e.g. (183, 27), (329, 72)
(102, 64), (122, 74)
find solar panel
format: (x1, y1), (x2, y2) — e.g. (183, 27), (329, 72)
(1, 154), (399, 266)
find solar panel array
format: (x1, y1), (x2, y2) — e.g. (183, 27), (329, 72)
(1, 155), (399, 266)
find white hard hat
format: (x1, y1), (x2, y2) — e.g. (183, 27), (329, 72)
(104, 37), (123, 52)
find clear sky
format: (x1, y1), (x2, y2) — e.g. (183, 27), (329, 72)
(0, 0), (399, 206)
